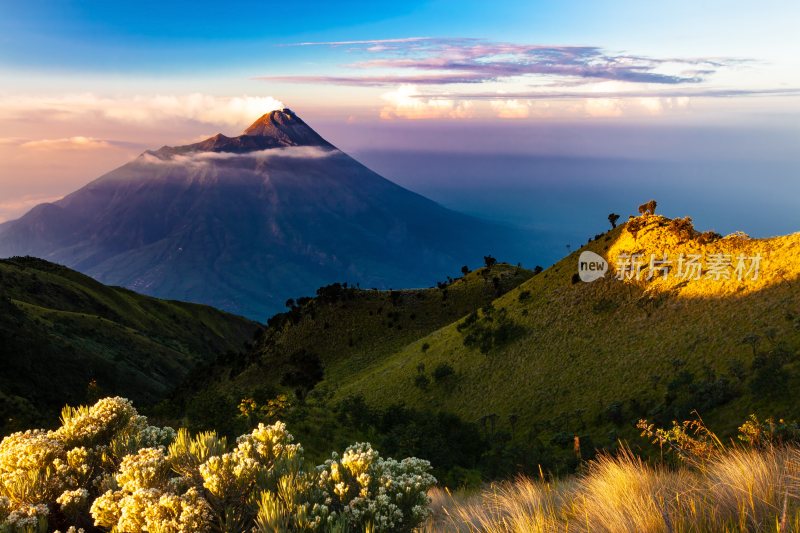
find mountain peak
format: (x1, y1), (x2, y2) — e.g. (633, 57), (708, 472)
(242, 108), (333, 148)
(244, 108), (297, 133)
(147, 108), (335, 157)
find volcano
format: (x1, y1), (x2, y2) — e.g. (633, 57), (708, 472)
(0, 109), (536, 320)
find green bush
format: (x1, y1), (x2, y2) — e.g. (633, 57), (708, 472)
(457, 306), (525, 355)
(433, 363), (455, 383)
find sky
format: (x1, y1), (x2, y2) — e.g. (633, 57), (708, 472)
(1, 0), (798, 241)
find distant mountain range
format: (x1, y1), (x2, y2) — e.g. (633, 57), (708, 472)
(0, 109), (537, 320)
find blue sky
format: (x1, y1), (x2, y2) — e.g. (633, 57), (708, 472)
(0, 0), (798, 232)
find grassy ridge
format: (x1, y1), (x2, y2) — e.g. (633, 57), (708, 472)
(0, 256), (258, 433)
(170, 263), (534, 466)
(336, 216), (800, 467)
(235, 263), (534, 390)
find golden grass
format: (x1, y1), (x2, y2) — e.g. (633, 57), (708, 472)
(424, 446), (800, 532)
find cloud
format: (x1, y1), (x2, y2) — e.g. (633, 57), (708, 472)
(376, 83), (701, 120)
(379, 85), (473, 120)
(140, 145), (336, 167)
(411, 87), (800, 100)
(0, 94), (285, 128)
(260, 38), (741, 87)
(19, 136), (115, 150)
(0, 136), (144, 152)
(490, 99), (530, 119)
(0, 137), (27, 146)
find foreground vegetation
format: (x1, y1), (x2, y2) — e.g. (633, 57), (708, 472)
(0, 397), (435, 532)
(427, 416), (800, 532)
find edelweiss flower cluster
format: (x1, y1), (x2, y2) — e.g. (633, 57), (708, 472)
(315, 443), (435, 531)
(54, 397), (139, 447)
(56, 488), (89, 517)
(0, 397), (436, 532)
(0, 397), (175, 532)
(2, 502), (49, 532)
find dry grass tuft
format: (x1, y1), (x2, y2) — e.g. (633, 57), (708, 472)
(424, 446), (800, 532)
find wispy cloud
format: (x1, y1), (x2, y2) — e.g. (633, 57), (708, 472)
(0, 136), (142, 151)
(140, 145), (336, 167)
(20, 136), (115, 150)
(412, 87), (800, 100)
(261, 38), (743, 87)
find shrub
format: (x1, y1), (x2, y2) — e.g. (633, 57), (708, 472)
(432, 363), (455, 383)
(626, 216), (646, 238)
(457, 306), (524, 355)
(0, 397), (436, 533)
(667, 216), (696, 242)
(697, 230), (722, 244)
(316, 443), (435, 532)
(414, 373), (431, 391)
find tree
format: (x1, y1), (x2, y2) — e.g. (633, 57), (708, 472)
(461, 265), (470, 277)
(483, 255), (497, 269)
(433, 363), (455, 383)
(608, 213), (620, 229)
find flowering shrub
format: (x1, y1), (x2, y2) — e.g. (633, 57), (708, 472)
(314, 444), (436, 532)
(0, 397), (435, 532)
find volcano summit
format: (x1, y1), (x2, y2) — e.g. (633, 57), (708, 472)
(0, 109), (536, 320)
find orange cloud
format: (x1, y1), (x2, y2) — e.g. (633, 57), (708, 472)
(20, 136), (115, 150)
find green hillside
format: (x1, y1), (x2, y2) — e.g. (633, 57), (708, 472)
(0, 256), (258, 433)
(170, 263), (534, 470)
(336, 215), (800, 471)
(231, 263), (532, 389)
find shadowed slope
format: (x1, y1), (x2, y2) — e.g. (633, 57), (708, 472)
(0, 256), (257, 433)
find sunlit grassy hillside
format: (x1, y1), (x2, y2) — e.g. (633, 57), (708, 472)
(170, 263), (533, 466)
(0, 257), (258, 433)
(337, 215), (800, 469)
(235, 263), (532, 389)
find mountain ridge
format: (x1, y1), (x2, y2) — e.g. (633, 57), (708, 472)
(0, 255), (257, 434)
